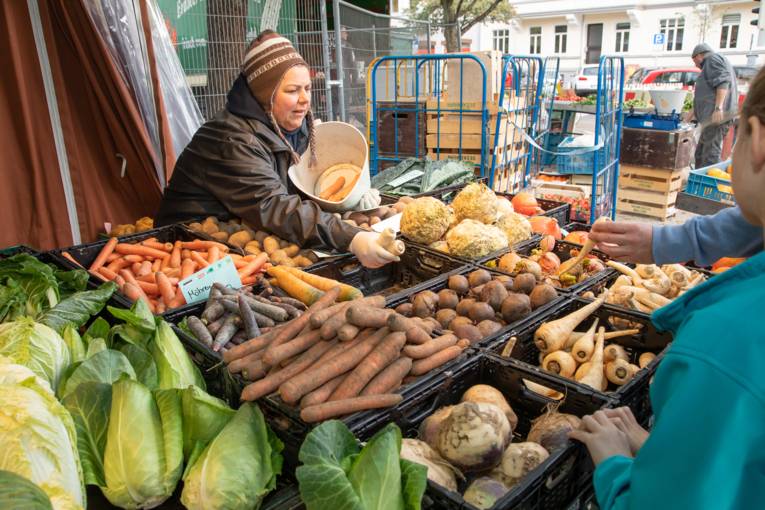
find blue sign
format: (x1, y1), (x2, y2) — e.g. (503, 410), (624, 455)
(652, 33), (665, 45)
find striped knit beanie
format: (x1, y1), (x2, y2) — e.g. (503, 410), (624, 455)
(242, 30), (316, 165)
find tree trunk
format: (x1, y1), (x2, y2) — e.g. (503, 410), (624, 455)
(443, 23), (460, 52)
(206, 0), (247, 117)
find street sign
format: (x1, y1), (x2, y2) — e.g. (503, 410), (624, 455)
(652, 33), (665, 45)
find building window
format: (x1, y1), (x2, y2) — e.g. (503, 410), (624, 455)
(530, 26), (541, 54)
(493, 29), (510, 54)
(554, 25), (567, 54)
(660, 18), (685, 51)
(615, 22), (630, 52)
(720, 14), (740, 49)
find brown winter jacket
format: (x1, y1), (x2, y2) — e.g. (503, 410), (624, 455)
(155, 75), (360, 250)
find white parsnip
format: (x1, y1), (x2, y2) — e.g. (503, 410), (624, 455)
(571, 319), (599, 363)
(534, 291), (608, 353)
(578, 327), (606, 391)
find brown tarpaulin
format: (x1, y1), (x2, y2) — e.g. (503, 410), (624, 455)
(0, 1), (163, 250)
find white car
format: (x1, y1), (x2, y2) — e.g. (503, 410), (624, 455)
(574, 65), (599, 97)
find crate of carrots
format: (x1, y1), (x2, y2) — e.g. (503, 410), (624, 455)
(53, 224), (270, 315)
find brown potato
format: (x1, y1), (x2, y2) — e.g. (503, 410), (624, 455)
(500, 293), (532, 323)
(437, 289), (459, 310)
(201, 217), (219, 235)
(455, 298), (476, 317)
(468, 269), (492, 288)
(283, 244), (300, 257)
(513, 273), (537, 295)
(228, 230), (253, 248)
(477, 320), (503, 337)
(395, 303), (414, 317)
(480, 280), (509, 311)
(436, 308), (458, 329)
(188, 222), (203, 232)
(529, 284), (558, 309)
(254, 231), (270, 244)
(210, 231), (229, 242)
(293, 256), (314, 267)
(448, 275), (470, 295)
(263, 236), (281, 255)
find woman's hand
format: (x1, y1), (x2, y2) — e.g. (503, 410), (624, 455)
(603, 407), (649, 455)
(350, 231), (400, 268)
(569, 410), (633, 466)
(587, 221), (654, 263)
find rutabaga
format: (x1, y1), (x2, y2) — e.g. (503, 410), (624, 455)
(436, 402), (511, 473)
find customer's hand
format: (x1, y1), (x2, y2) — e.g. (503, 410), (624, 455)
(603, 407), (649, 455)
(350, 231), (400, 268)
(569, 410), (633, 466)
(587, 221), (654, 263)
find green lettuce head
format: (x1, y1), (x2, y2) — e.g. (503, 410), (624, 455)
(0, 318), (71, 391)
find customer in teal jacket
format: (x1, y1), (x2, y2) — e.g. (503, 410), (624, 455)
(570, 67), (765, 509)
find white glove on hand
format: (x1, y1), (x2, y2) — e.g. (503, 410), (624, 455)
(349, 231), (400, 268)
(355, 188), (381, 211)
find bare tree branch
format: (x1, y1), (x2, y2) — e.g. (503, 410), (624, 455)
(455, 0), (465, 17)
(461, 0), (503, 32)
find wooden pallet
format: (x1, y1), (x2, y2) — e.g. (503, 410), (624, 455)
(617, 189), (678, 220)
(618, 164), (687, 194)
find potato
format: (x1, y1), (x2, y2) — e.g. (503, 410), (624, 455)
(228, 230), (253, 248)
(529, 284), (558, 309)
(201, 217), (219, 235)
(413, 293), (437, 318)
(452, 323), (482, 344)
(254, 231), (270, 244)
(301, 250), (319, 263)
(278, 238), (290, 249)
(392, 202), (407, 213)
(468, 269), (492, 288)
(449, 316), (473, 329)
(370, 216), (381, 225)
(395, 303), (414, 317)
(477, 320), (503, 337)
(293, 256), (314, 267)
(513, 273), (537, 295)
(471, 284), (485, 297)
(455, 298), (476, 317)
(469, 302), (495, 323)
(448, 275), (470, 295)
(436, 309), (458, 329)
(188, 222), (203, 232)
(437, 289), (459, 310)
(349, 212), (370, 225)
(271, 249), (296, 267)
(210, 231), (229, 242)
(283, 244), (300, 257)
(359, 223), (370, 230)
(480, 280), (508, 311)
(244, 244), (261, 255)
(263, 236), (281, 255)
(399, 196), (415, 204)
(500, 294), (532, 323)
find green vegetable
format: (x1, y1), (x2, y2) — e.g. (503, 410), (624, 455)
(181, 403), (282, 510)
(120, 344), (158, 390)
(0, 255), (60, 321)
(296, 421), (427, 510)
(62, 325), (86, 364)
(683, 92), (693, 112)
(0, 361), (86, 510)
(180, 385), (235, 461)
(101, 378), (183, 509)
(151, 320), (205, 391)
(0, 470), (54, 510)
(39, 282), (116, 334)
(59, 349), (136, 400)
(62, 382), (112, 487)
(370, 158), (475, 196)
(0, 318), (70, 390)
(624, 98), (649, 108)
(83, 317), (110, 345)
(579, 95), (597, 105)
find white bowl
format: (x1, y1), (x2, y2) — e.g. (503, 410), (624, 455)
(648, 89), (687, 115)
(288, 121), (370, 212)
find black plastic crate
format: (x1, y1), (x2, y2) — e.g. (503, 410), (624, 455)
(307, 243), (469, 300)
(478, 239), (617, 295)
(495, 192), (571, 228)
(486, 297), (673, 424)
(380, 176), (488, 204)
(384, 353), (611, 510)
(51, 224), (229, 314)
(0, 245), (39, 257)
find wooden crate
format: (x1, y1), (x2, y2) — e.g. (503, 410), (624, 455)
(426, 130), (523, 151)
(620, 127), (695, 170)
(619, 165), (687, 194)
(426, 115), (509, 135)
(445, 51), (503, 103)
(617, 188), (678, 220)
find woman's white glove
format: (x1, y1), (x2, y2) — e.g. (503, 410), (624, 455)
(355, 188), (381, 211)
(349, 231), (400, 268)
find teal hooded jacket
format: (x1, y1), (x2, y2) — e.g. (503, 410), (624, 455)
(594, 250), (765, 509)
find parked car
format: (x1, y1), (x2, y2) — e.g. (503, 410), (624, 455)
(574, 65), (599, 97)
(625, 67), (699, 101)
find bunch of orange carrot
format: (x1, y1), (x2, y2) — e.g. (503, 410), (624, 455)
(61, 237), (270, 314)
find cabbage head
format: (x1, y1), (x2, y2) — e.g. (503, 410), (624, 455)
(0, 362), (85, 510)
(0, 318), (70, 391)
(151, 321), (205, 391)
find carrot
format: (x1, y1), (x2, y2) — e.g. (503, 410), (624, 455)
(328, 172), (361, 202)
(262, 329), (322, 367)
(168, 288), (186, 308)
(181, 258), (196, 279)
(155, 301), (166, 314)
(234, 259), (248, 269)
(170, 241), (182, 268)
(123, 254), (144, 263)
(136, 260), (152, 277)
(164, 267), (180, 279)
(300, 394), (403, 423)
(305, 333), (367, 372)
(90, 270), (108, 282)
(346, 305), (394, 329)
(224, 330), (279, 364)
(301, 373), (348, 408)
(106, 257), (131, 273)
(309, 302), (351, 329)
(319, 176), (346, 200)
(106, 253), (120, 263)
(98, 266), (119, 280)
(229, 253), (243, 261)
(119, 269), (139, 286)
(267, 266), (324, 306)
(160, 253), (171, 271)
(151, 258), (162, 272)
(329, 331), (406, 400)
(129, 262), (141, 275)
(136, 280), (160, 296)
(320, 308), (351, 340)
(89, 237), (118, 271)
(181, 240), (229, 252)
(241, 340), (334, 401)
(190, 251), (210, 269)
(360, 357), (412, 396)
(239, 252), (269, 278)
(156, 272), (175, 306)
(208, 245), (220, 263)
(123, 282), (155, 313)
(403, 334), (459, 359)
(337, 323), (360, 342)
(182, 249), (191, 259)
(114, 275), (126, 288)
(61, 251), (84, 268)
(405, 327), (431, 345)
(114, 243), (170, 259)
(141, 240), (173, 252)
(409, 343), (467, 376)
(534, 291), (608, 353)
(241, 275), (260, 286)
(279, 326), (389, 405)
(280, 266), (363, 301)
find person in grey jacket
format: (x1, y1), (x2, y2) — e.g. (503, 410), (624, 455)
(587, 206), (761, 266)
(688, 43), (738, 168)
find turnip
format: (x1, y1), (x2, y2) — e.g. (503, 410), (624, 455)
(419, 405), (454, 449)
(437, 402), (511, 472)
(400, 439), (460, 491)
(463, 477), (509, 509)
(527, 405), (582, 453)
(461, 384), (518, 430)
(490, 442), (549, 489)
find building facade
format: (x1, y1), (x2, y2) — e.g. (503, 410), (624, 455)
(391, 0), (763, 81)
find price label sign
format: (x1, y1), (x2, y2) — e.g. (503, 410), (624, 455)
(179, 255), (241, 304)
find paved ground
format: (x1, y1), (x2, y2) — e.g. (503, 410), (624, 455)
(617, 209), (696, 226)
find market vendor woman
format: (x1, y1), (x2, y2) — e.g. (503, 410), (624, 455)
(156, 31), (396, 268)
